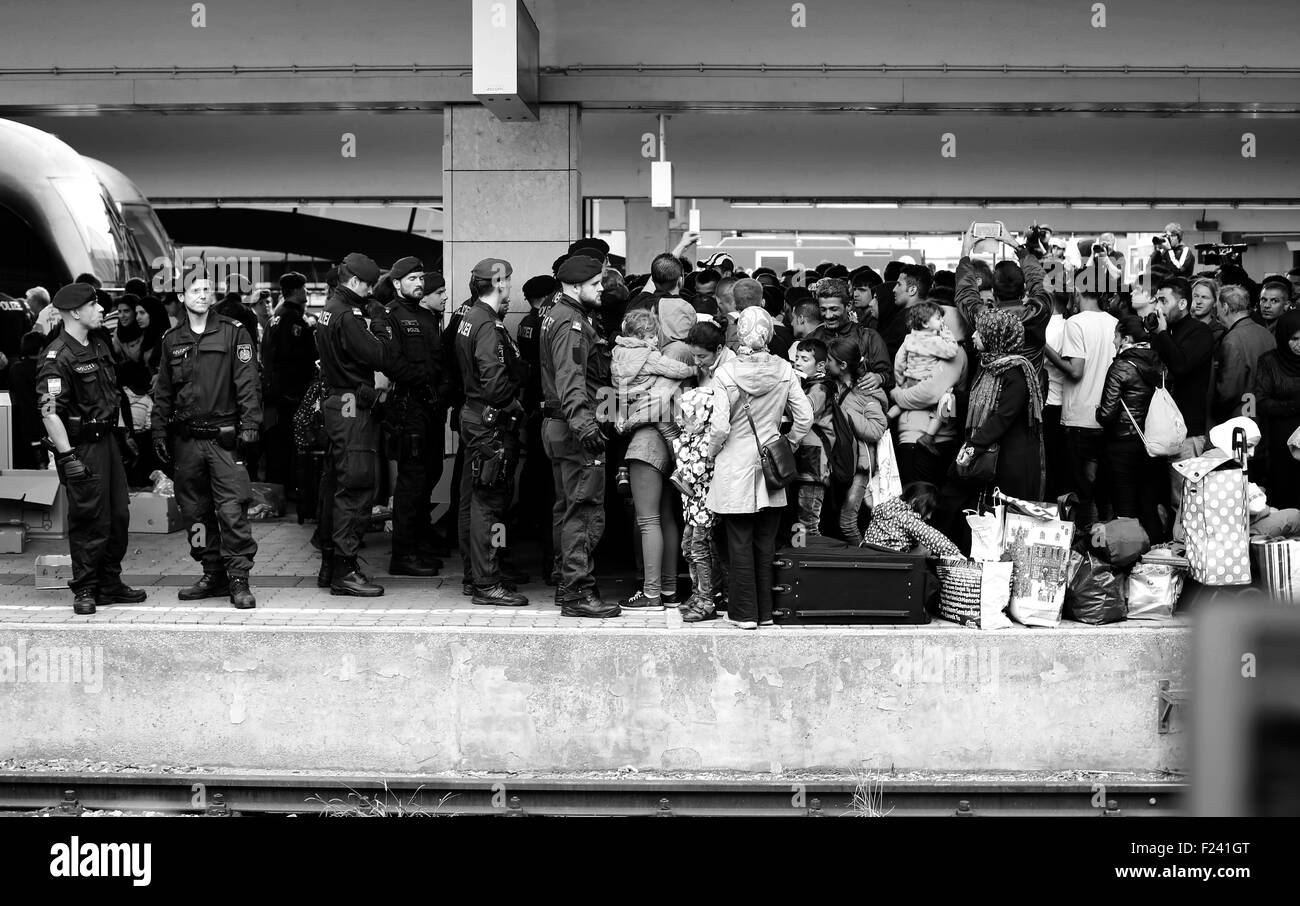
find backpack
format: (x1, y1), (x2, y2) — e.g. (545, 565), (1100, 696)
(1122, 374), (1187, 457)
(822, 386), (857, 484)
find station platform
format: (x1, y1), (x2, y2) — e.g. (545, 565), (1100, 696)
(0, 520), (1190, 776)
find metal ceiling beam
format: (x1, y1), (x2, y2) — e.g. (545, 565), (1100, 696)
(3, 68), (1300, 115)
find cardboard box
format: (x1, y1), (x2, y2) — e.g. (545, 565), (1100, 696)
(35, 554), (73, 589)
(0, 523), (25, 553)
(129, 491), (183, 534)
(0, 469), (67, 539)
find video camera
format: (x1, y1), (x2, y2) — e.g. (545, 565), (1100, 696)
(1195, 242), (1248, 267)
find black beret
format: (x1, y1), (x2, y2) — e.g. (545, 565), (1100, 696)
(279, 271), (307, 293)
(556, 255), (603, 285)
(341, 252), (381, 285)
(423, 272), (446, 294)
(568, 237), (610, 258)
(523, 275), (559, 300)
(471, 258), (512, 281)
(53, 283), (97, 310)
(551, 254), (571, 275)
(389, 256), (425, 282)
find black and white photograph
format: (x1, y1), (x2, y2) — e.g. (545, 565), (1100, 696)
(0, 0), (1294, 887)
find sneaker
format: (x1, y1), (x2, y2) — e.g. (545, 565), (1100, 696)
(471, 584), (529, 607)
(727, 615), (757, 630)
(661, 590), (682, 606)
(759, 620), (775, 627)
(619, 590), (663, 610)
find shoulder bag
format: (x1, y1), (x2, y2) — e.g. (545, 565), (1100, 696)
(740, 390), (797, 490)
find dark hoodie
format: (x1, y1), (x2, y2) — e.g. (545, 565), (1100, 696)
(1095, 344), (1163, 438)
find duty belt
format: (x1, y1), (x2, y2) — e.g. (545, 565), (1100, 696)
(174, 421), (236, 440)
(66, 419), (112, 443)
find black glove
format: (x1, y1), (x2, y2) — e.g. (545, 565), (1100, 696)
(55, 449), (88, 480)
(153, 437), (171, 463)
(578, 423), (605, 455)
(238, 428), (259, 460)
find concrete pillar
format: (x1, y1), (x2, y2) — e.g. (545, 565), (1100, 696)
(624, 199), (670, 276)
(442, 104), (581, 323)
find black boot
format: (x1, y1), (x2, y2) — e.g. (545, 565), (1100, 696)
(97, 583), (148, 606)
(317, 548), (334, 589)
(560, 591), (621, 618)
(331, 556), (384, 597)
(229, 577), (256, 609)
(73, 590), (97, 615)
(179, 571), (229, 601)
(388, 553), (439, 577)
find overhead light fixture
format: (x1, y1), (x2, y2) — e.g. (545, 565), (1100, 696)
(814, 202), (899, 209)
(730, 202), (816, 209)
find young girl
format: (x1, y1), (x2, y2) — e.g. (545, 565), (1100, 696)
(612, 308), (696, 438)
(863, 482), (962, 557)
(888, 301), (958, 451)
(826, 337), (889, 545)
(671, 385), (730, 622)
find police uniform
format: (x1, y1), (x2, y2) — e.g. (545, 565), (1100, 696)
(263, 277), (316, 493)
(517, 275), (559, 578)
(153, 309), (262, 607)
(35, 285), (140, 614)
(371, 258), (447, 574)
(540, 256), (619, 616)
(314, 252), (388, 596)
(454, 259), (528, 603)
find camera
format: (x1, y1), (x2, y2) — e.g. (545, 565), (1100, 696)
(1091, 242), (1105, 255)
(1024, 223), (1052, 255)
(1152, 235), (1167, 248)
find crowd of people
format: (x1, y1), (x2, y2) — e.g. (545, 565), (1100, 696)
(14, 220), (1300, 625)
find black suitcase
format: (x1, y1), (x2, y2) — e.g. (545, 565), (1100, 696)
(295, 449), (326, 524)
(773, 540), (931, 624)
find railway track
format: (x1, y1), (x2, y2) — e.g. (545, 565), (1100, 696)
(0, 772), (1184, 817)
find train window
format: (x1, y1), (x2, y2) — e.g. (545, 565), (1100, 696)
(49, 176), (131, 287)
(0, 204), (58, 297)
(122, 202), (172, 267)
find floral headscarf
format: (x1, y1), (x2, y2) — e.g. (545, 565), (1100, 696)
(736, 306), (774, 353)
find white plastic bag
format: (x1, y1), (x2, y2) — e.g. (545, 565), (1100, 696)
(965, 506), (1004, 562)
(1288, 424), (1300, 462)
(867, 430), (902, 507)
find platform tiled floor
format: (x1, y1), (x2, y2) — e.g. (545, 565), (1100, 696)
(0, 518), (1194, 632)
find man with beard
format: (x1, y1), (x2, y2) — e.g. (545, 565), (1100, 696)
(807, 277), (892, 390)
(152, 277), (262, 609)
(370, 257), (448, 577)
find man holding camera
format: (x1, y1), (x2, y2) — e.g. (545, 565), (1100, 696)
(454, 258), (529, 606)
(1150, 223), (1196, 280)
(153, 276), (262, 609)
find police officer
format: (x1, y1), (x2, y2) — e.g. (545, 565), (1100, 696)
(315, 252), (388, 596)
(540, 255), (620, 618)
(371, 257), (447, 577)
(152, 277), (262, 609)
(454, 258), (529, 606)
(517, 275), (559, 580)
(36, 283), (145, 615)
(263, 272), (316, 494)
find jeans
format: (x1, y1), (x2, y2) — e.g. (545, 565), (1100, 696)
(1106, 435), (1166, 544)
(721, 508), (782, 623)
(1066, 426), (1109, 527)
(796, 482), (824, 536)
(682, 522), (716, 597)
(839, 470), (871, 545)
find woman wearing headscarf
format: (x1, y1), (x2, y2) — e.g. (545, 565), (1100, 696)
(707, 307), (813, 629)
(1251, 309), (1300, 509)
(955, 308), (1044, 501)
